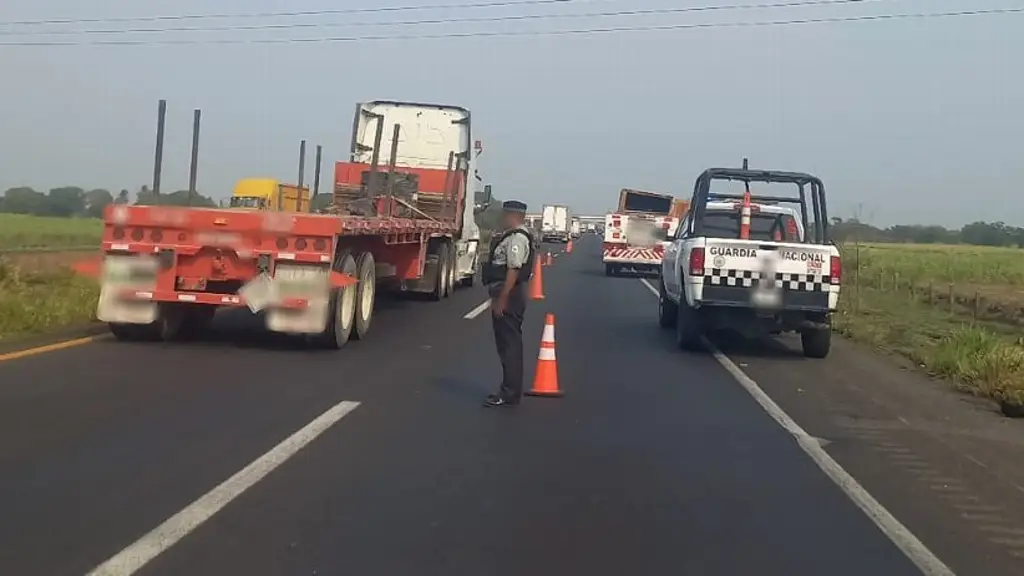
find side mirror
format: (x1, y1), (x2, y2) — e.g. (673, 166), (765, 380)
(473, 184), (493, 213)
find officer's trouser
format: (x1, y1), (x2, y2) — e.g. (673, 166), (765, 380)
(492, 283), (528, 401)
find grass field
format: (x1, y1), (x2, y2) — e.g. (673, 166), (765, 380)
(0, 213), (102, 251)
(838, 242), (1024, 411)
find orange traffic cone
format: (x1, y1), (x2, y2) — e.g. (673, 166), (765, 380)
(526, 313), (562, 397)
(545, 252), (553, 266)
(566, 239), (573, 253)
(529, 254), (545, 300)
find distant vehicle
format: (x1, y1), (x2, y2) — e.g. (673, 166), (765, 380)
(88, 99), (484, 348)
(541, 204), (571, 243)
(603, 188), (681, 276)
(570, 218), (582, 239)
(229, 178), (311, 212)
(657, 164), (841, 358)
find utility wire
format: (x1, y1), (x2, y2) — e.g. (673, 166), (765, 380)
(0, 7), (1018, 46)
(0, 0), (594, 27)
(0, 0), (917, 37)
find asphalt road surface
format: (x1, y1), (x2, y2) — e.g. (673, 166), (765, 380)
(1, 235), (1019, 575)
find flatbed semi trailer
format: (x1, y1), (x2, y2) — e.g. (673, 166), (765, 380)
(88, 99), (488, 349)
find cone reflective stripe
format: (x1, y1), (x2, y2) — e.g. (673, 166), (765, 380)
(528, 253), (545, 300)
(739, 191), (752, 240)
(526, 313), (563, 397)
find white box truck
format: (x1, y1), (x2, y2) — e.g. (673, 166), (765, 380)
(541, 204), (571, 243)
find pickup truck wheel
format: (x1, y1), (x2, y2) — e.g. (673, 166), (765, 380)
(658, 278), (678, 329)
(675, 299), (703, 351)
(801, 327), (831, 358)
(352, 251), (376, 340)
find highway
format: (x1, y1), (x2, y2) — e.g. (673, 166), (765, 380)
(2, 235), (1023, 576)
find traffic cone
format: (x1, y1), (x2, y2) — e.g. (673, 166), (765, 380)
(545, 252), (553, 266)
(566, 239), (573, 253)
(526, 313), (562, 397)
(529, 254), (545, 300)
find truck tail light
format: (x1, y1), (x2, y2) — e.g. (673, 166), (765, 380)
(830, 255), (841, 284)
(689, 247), (705, 276)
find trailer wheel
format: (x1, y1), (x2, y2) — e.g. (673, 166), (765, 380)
(352, 251), (376, 340)
(430, 242), (450, 301)
(108, 322), (159, 342)
(317, 249), (357, 349)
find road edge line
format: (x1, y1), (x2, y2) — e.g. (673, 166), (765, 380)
(0, 334), (107, 363)
(86, 399), (362, 576)
(637, 278), (954, 576)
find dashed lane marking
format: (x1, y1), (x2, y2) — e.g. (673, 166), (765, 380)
(464, 299), (491, 319)
(86, 400), (361, 576)
(636, 277), (955, 576)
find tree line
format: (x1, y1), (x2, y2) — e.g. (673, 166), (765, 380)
(7, 185), (1015, 247)
(0, 185), (220, 218)
(829, 218), (1024, 247)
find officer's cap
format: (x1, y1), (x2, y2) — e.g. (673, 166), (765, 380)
(502, 200), (527, 213)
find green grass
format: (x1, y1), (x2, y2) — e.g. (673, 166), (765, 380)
(0, 213), (102, 251)
(838, 242), (1024, 412)
(0, 258), (99, 341)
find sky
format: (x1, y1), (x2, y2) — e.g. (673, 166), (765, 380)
(0, 0), (1020, 227)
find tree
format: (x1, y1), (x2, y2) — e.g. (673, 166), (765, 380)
(115, 189), (130, 204)
(46, 186), (86, 217)
(85, 189), (114, 218)
(0, 187), (48, 215)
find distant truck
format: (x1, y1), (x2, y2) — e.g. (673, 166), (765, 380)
(603, 188), (682, 276)
(570, 218), (582, 239)
(541, 204), (571, 243)
(230, 178), (311, 212)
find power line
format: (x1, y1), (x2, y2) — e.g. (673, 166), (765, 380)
(0, 7), (1018, 46)
(0, 0), (592, 27)
(0, 0), (913, 37)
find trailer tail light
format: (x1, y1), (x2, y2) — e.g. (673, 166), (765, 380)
(830, 255), (841, 284)
(689, 247), (705, 276)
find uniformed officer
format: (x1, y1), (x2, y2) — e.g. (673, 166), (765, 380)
(482, 200), (535, 408)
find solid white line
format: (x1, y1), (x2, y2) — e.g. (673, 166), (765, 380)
(464, 299), (491, 319)
(635, 278), (954, 576)
(87, 400), (362, 576)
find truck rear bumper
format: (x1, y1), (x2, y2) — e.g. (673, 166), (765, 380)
(602, 246), (663, 266)
(114, 288), (310, 309)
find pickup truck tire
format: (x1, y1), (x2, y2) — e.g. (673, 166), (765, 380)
(352, 251), (376, 340)
(801, 327), (831, 358)
(658, 277), (677, 329)
(675, 299), (703, 351)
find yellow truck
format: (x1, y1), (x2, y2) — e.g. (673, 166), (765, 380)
(229, 178), (311, 212)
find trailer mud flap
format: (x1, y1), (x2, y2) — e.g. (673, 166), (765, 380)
(262, 263), (332, 334)
(96, 254), (160, 324)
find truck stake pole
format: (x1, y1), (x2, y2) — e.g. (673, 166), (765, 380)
(296, 139), (307, 213)
(152, 99), (167, 203)
(312, 144), (323, 201)
(366, 114), (385, 198)
(188, 108), (201, 207)
(384, 123), (401, 218)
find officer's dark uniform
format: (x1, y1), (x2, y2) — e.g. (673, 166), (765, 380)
(482, 200), (535, 407)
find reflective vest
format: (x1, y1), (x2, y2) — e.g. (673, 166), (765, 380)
(483, 228), (535, 285)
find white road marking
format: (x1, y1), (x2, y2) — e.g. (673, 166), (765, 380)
(464, 299), (491, 319)
(636, 278), (954, 576)
(86, 400), (361, 576)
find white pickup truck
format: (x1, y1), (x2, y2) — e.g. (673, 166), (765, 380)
(657, 167), (841, 358)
